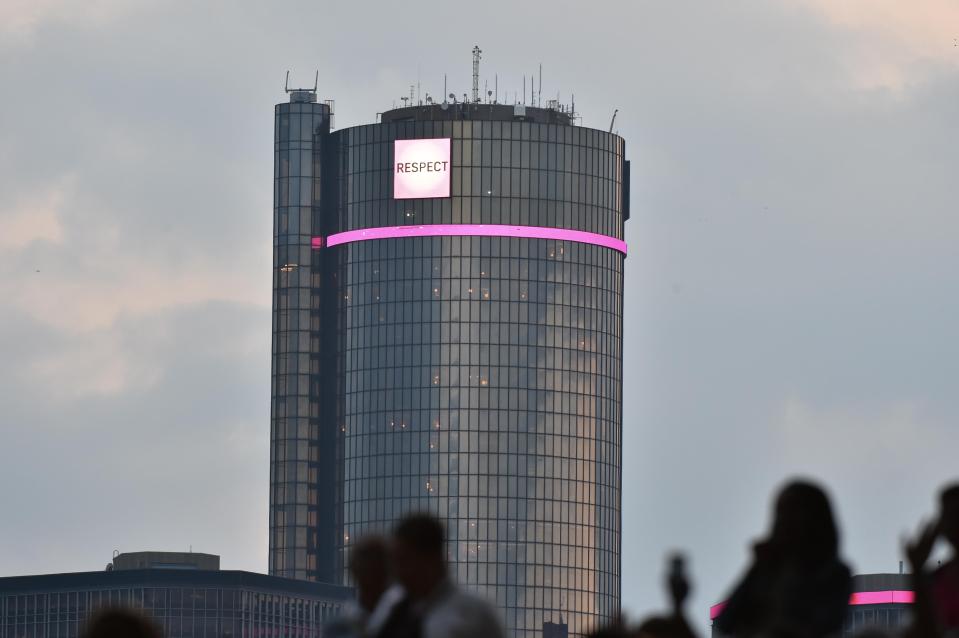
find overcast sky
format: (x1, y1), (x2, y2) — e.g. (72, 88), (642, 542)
(1, 0), (957, 630)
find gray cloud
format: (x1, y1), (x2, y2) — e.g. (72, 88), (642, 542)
(1, 0), (957, 631)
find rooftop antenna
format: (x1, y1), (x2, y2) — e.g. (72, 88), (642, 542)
(495, 74), (498, 103)
(523, 75), (526, 104)
(538, 63), (542, 108)
(471, 45), (482, 103)
(608, 108), (619, 133)
(284, 70), (318, 94)
(444, 74), (448, 103)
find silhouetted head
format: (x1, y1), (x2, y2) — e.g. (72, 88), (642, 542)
(83, 608), (161, 638)
(769, 479), (840, 562)
(349, 535), (393, 613)
(392, 513), (446, 600)
(940, 483), (959, 550)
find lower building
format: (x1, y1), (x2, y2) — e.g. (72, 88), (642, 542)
(843, 573), (913, 635)
(0, 552), (352, 638)
(710, 573), (913, 637)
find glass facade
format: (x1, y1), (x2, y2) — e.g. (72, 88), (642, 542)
(844, 605), (910, 635)
(271, 100), (629, 638)
(270, 97), (336, 583)
(0, 571), (349, 638)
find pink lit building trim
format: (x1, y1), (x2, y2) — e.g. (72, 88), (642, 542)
(312, 224), (628, 255)
(848, 590), (915, 605)
(709, 590), (915, 620)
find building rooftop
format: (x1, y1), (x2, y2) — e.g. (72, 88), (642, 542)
(381, 103), (573, 126)
(110, 551), (219, 572)
(0, 569), (353, 600)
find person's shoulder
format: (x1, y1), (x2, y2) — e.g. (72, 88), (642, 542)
(445, 587), (497, 616)
(428, 587), (504, 637)
(933, 558), (959, 583)
(823, 558), (853, 588)
(818, 557), (851, 579)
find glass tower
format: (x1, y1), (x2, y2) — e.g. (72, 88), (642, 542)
(271, 95), (630, 638)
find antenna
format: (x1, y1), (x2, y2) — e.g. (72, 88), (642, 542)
(523, 75), (526, 104)
(608, 109), (619, 133)
(471, 45), (482, 103)
(538, 63), (542, 108)
(495, 74), (498, 103)
(285, 70), (318, 95)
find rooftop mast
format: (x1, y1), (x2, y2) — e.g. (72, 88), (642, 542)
(471, 45), (482, 103)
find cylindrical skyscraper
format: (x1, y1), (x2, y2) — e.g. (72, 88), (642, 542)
(271, 95), (630, 637)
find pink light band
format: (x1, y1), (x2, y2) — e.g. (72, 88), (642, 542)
(709, 603), (726, 620)
(849, 590), (915, 605)
(313, 224), (628, 255)
(709, 591), (915, 620)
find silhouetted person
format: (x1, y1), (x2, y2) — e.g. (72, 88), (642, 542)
(326, 535), (418, 638)
(393, 513), (504, 638)
(633, 554), (699, 638)
(933, 484), (959, 632)
(905, 482), (959, 638)
(714, 480), (852, 638)
(82, 608), (161, 638)
(586, 620), (632, 638)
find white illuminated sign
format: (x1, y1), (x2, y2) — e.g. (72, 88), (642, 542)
(393, 138), (451, 199)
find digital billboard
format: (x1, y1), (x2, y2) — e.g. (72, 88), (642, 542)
(393, 138), (451, 199)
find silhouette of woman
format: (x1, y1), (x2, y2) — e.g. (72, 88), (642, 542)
(714, 480), (852, 638)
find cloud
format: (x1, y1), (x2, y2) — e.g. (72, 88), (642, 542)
(775, 396), (951, 487)
(0, 175), (70, 249)
(794, 0), (959, 89)
(0, 0), (957, 629)
(0, 300), (270, 573)
(0, 0), (148, 46)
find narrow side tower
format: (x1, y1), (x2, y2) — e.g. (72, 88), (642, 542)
(270, 76), (335, 582)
